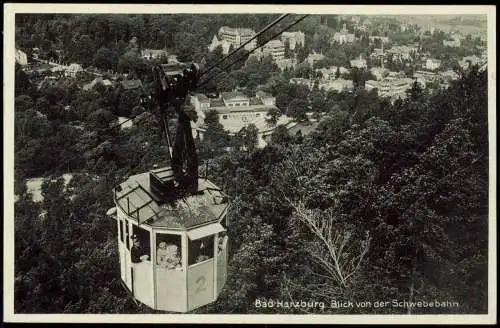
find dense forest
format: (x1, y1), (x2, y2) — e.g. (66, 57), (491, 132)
(13, 14), (489, 314)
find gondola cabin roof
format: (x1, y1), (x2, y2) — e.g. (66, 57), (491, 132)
(114, 167), (227, 230)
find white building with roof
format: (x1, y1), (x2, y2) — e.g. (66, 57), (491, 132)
(425, 58), (442, 71)
(443, 39), (461, 48)
(209, 26), (257, 55)
(305, 52), (325, 67)
(289, 78), (315, 89)
(332, 24), (356, 45)
(261, 39), (285, 62)
(365, 77), (415, 101)
(281, 31), (305, 50)
(316, 66), (350, 81)
(369, 36), (390, 45)
(370, 67), (389, 80)
(141, 49), (168, 60)
(189, 91), (288, 139)
(350, 56), (367, 69)
(275, 58), (297, 71)
(459, 55), (480, 70)
(65, 63), (84, 78)
(388, 45), (418, 62)
(319, 79), (354, 92)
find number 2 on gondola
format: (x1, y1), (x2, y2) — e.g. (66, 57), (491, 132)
(195, 276), (206, 294)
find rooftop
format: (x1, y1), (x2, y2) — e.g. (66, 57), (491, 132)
(196, 94), (210, 102)
(264, 39), (285, 49)
(221, 91), (248, 101)
(142, 49), (167, 55)
(219, 26), (255, 36)
(209, 98), (225, 107)
(256, 90), (272, 98)
(114, 169), (228, 230)
(121, 79), (143, 90)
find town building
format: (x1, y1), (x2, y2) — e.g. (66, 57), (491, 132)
(369, 36), (390, 45)
(350, 16), (362, 25)
(370, 67), (389, 80)
(141, 49), (168, 60)
(354, 24), (368, 32)
(387, 71), (407, 79)
(350, 56), (367, 69)
(318, 79), (354, 93)
(261, 39), (285, 62)
(190, 91), (284, 138)
(15, 49), (28, 66)
(425, 58), (442, 71)
(365, 77), (415, 101)
(305, 52), (325, 67)
(208, 26), (257, 55)
(275, 58), (297, 71)
(387, 45), (418, 62)
(459, 55), (480, 70)
(443, 38), (461, 48)
(250, 39), (289, 68)
(413, 70), (439, 88)
(316, 66), (350, 81)
(65, 63), (84, 78)
(289, 78), (315, 89)
(190, 91), (277, 118)
(440, 70), (460, 82)
(370, 47), (386, 61)
(50, 65), (67, 75)
(281, 31), (305, 50)
(332, 24), (356, 45)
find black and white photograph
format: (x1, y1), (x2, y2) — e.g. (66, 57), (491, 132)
(3, 4), (496, 325)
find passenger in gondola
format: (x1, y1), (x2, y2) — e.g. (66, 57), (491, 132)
(157, 242), (181, 269)
(196, 240), (210, 263)
(131, 235), (149, 263)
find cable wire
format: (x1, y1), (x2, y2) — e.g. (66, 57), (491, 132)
(197, 14), (309, 90)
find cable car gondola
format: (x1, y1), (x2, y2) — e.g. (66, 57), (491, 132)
(107, 62), (230, 313)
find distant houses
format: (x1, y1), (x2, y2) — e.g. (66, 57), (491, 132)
(65, 63), (84, 78)
(331, 24), (356, 45)
(387, 45), (418, 62)
(290, 77), (315, 89)
(141, 49), (168, 60)
(318, 78), (354, 93)
(316, 66), (350, 80)
(305, 53), (325, 67)
(443, 38), (461, 48)
(350, 56), (367, 69)
(459, 55), (480, 70)
(370, 67), (389, 81)
(424, 58), (442, 71)
(275, 58), (297, 71)
(369, 36), (390, 45)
